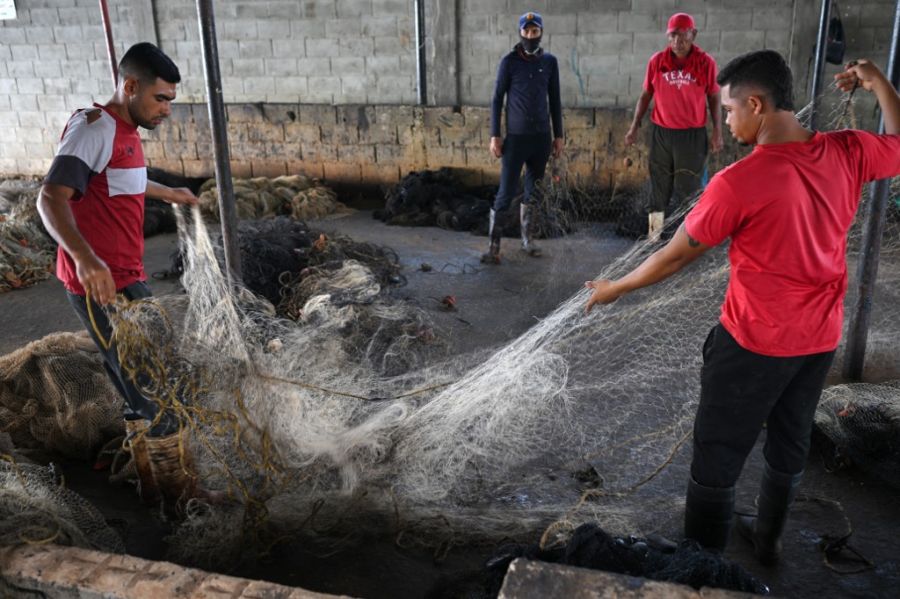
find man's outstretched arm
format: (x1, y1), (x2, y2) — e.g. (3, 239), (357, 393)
(584, 224), (712, 314)
(835, 59), (900, 134)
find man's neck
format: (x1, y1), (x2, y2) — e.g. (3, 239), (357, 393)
(756, 112), (814, 145)
(105, 92), (135, 126)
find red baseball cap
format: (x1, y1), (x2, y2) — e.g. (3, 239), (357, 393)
(667, 12), (695, 33)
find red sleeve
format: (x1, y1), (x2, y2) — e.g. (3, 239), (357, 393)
(643, 56), (656, 93)
(706, 56), (720, 95)
(684, 174), (741, 247)
(851, 130), (900, 182)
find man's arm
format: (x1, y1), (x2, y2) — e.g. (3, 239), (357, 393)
(584, 223), (711, 314)
(146, 180), (199, 205)
(549, 57), (564, 158)
(707, 91), (723, 152)
(835, 59), (900, 134)
(490, 58), (511, 158)
(37, 183), (117, 304)
(625, 90), (653, 146)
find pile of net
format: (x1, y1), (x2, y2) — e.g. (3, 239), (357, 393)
(0, 457), (124, 553)
(375, 167), (582, 238)
(197, 175), (348, 222)
(0, 331), (122, 460)
(814, 380), (900, 490)
(0, 178), (55, 292)
(428, 523), (769, 598)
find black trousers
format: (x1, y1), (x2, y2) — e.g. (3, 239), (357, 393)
(67, 280), (179, 436)
(493, 132), (553, 212)
(691, 324), (835, 488)
(648, 124), (707, 213)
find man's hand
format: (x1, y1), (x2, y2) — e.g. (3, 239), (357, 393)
(584, 279), (622, 314)
(710, 128), (724, 153)
(76, 253), (116, 305)
(835, 59), (888, 93)
(552, 137), (564, 159)
(490, 136), (503, 158)
(166, 186), (199, 206)
(624, 126), (638, 146)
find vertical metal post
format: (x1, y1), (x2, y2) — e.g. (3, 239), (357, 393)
(843, 0), (900, 380)
(99, 0), (118, 88)
(196, 0), (242, 282)
(808, 0), (832, 130)
(414, 0), (427, 105)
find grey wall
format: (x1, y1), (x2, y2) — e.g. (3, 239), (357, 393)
(0, 0), (895, 177)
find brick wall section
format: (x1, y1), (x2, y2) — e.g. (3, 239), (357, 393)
(140, 103), (662, 190)
(0, 543), (352, 598)
(0, 0), (895, 180)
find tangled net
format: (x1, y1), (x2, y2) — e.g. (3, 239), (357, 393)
(1, 89), (898, 581)
(198, 174), (349, 222)
(0, 179), (55, 292)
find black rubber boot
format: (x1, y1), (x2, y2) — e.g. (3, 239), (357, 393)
(519, 203), (542, 257)
(480, 209), (502, 264)
(684, 477), (735, 552)
(736, 462), (803, 566)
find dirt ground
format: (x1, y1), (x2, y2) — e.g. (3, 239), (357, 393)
(1, 211), (898, 598)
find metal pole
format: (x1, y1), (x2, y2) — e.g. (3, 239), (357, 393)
(414, 0), (427, 105)
(808, 0), (832, 130)
(196, 0), (242, 282)
(843, 0), (900, 380)
(99, 0), (118, 88)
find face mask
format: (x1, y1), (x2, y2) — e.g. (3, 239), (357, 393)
(520, 33), (542, 54)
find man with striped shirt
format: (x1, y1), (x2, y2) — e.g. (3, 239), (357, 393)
(38, 42), (201, 513)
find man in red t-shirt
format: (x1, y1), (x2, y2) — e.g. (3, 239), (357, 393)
(585, 51), (900, 564)
(625, 13), (723, 238)
(38, 43), (202, 512)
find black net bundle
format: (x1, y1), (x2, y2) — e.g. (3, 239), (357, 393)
(375, 168), (493, 231)
(429, 523), (769, 599)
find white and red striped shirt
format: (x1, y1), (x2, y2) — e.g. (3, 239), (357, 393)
(45, 104), (148, 296)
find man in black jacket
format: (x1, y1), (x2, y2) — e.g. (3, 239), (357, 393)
(483, 12), (564, 264)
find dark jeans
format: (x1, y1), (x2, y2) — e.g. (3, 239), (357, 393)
(691, 324), (835, 488)
(649, 124), (707, 213)
(493, 132), (553, 212)
(67, 280), (179, 436)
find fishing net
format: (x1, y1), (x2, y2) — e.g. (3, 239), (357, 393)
(0, 331), (122, 460)
(0, 458), (124, 553)
(0, 179), (55, 293)
(814, 380), (900, 489)
(428, 523), (769, 598)
(103, 90), (898, 571)
(197, 175), (349, 222)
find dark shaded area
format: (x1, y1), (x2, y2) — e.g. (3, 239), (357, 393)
(427, 523), (769, 599)
(144, 169), (208, 237)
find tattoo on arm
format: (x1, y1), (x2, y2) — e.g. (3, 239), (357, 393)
(687, 234), (700, 248)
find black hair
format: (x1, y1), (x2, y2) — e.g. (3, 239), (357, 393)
(717, 50), (794, 111)
(118, 42), (181, 85)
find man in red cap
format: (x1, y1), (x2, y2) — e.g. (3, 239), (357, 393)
(625, 12), (723, 238)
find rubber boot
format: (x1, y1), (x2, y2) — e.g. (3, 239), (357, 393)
(519, 203), (542, 257)
(736, 462), (803, 566)
(145, 427), (199, 516)
(648, 211), (665, 240)
(684, 477), (735, 552)
(480, 209), (502, 264)
(124, 418), (161, 504)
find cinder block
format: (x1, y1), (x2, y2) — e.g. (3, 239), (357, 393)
(577, 32), (633, 55)
(374, 143), (406, 164)
(66, 42), (97, 60)
(362, 16), (399, 37)
(322, 161), (362, 184)
(325, 19), (361, 37)
(19, 111), (47, 128)
(0, 28), (27, 45)
(339, 78), (369, 104)
(286, 159), (324, 179)
(332, 57), (366, 76)
(301, 142), (338, 162)
(229, 159), (254, 178)
(372, 0), (409, 14)
(10, 94), (37, 111)
(618, 12), (662, 33)
(337, 0), (374, 18)
(273, 39), (306, 58)
(239, 40), (274, 59)
(306, 38), (341, 58)
(297, 104), (336, 125)
(337, 144), (375, 162)
(752, 7), (794, 30)
(250, 160), (288, 177)
(223, 21), (258, 40)
(425, 144), (467, 168)
(306, 77), (342, 103)
(296, 58), (332, 76)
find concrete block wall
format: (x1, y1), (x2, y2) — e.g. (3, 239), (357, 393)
(0, 0), (895, 182)
(142, 103), (656, 190)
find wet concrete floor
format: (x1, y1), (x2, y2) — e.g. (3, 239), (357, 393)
(1, 210), (898, 598)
